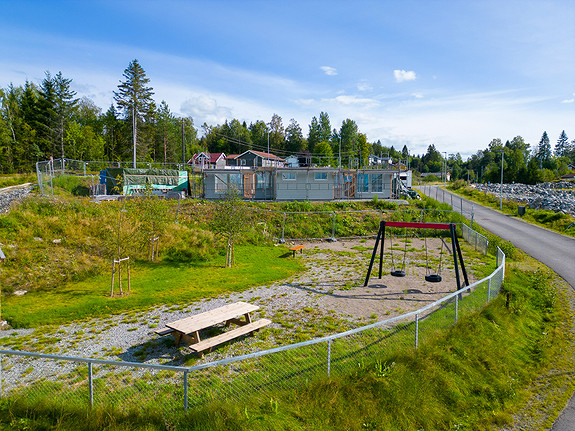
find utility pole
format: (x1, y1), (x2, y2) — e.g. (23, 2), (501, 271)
(267, 131), (270, 168)
(182, 118), (185, 167)
(132, 104), (137, 168)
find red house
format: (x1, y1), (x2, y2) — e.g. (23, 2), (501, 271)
(188, 152), (227, 169)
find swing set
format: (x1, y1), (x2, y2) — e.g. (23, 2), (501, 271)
(363, 221), (469, 289)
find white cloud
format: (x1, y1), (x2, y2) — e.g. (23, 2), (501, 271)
(180, 94), (233, 124)
(293, 98), (316, 106)
(412, 93), (424, 99)
(561, 94), (574, 103)
(394, 69), (416, 83)
(357, 81), (373, 92)
(320, 66), (338, 76)
(332, 95), (379, 107)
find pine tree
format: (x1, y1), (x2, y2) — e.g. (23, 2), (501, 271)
(555, 130), (568, 157)
(38, 72), (58, 156)
(53, 72), (78, 160)
(307, 116), (321, 153)
(114, 59), (154, 167)
(534, 131), (551, 168)
(285, 119), (304, 153)
(318, 111), (331, 143)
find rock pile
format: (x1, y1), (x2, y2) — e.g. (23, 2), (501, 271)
(0, 187), (33, 214)
(473, 181), (575, 216)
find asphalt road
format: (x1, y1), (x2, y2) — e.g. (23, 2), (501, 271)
(418, 185), (575, 430)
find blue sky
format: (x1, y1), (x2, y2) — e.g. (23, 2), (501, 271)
(1, 0), (573, 158)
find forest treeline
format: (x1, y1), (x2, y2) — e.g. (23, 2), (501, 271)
(1, 59), (573, 184)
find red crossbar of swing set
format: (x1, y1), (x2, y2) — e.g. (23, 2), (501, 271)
(382, 221), (452, 230)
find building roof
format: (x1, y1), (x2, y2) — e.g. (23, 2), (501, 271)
(189, 152), (226, 164)
(241, 150), (285, 162)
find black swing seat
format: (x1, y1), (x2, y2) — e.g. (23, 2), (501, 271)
(425, 274), (442, 283)
(391, 270), (406, 277)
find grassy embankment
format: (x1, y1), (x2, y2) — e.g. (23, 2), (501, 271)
(445, 180), (575, 238)
(0, 173), (37, 189)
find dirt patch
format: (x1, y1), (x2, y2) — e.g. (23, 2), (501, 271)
(287, 236), (474, 322)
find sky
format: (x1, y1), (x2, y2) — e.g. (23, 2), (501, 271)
(0, 0), (574, 159)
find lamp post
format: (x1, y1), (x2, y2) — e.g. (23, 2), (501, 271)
(267, 129), (270, 168)
(0, 246), (5, 326)
(443, 151), (447, 185)
(500, 149), (504, 210)
(339, 136), (341, 169)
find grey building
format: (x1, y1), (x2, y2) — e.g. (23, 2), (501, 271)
(203, 167), (409, 201)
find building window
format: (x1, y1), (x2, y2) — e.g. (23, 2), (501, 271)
(314, 172), (327, 180)
(256, 173), (269, 188)
(358, 174), (369, 192)
(215, 174), (227, 193)
(371, 174), (383, 193)
(282, 172), (296, 180)
(240, 159), (246, 166)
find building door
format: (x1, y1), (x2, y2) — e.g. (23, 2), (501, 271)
(243, 173), (255, 198)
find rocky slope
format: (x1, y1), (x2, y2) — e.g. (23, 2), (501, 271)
(473, 181), (575, 216)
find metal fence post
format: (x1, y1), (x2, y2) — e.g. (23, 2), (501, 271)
(184, 371), (189, 412)
(331, 212), (336, 240)
(455, 296), (459, 323)
(281, 213), (286, 242)
(471, 204), (474, 229)
(460, 197), (463, 215)
(327, 339), (332, 377)
(88, 362), (93, 408)
(487, 278), (492, 303)
(0, 353), (2, 397)
(415, 314), (419, 349)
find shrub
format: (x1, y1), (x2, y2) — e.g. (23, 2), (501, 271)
(450, 179), (467, 190)
(162, 225), (215, 262)
(422, 174), (440, 183)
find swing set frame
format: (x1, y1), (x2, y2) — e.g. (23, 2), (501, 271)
(363, 221), (469, 288)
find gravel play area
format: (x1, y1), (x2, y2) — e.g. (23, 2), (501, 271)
(0, 236), (482, 379)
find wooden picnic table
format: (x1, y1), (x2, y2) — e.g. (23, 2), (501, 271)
(156, 301), (271, 358)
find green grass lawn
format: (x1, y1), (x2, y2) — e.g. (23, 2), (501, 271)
(3, 245), (302, 328)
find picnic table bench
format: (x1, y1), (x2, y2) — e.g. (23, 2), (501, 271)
(155, 302), (271, 358)
(289, 244), (305, 257)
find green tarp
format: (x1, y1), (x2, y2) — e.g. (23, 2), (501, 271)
(105, 168), (188, 195)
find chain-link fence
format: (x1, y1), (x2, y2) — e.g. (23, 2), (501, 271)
(36, 158), (195, 197)
(461, 223), (489, 255)
(256, 207), (473, 243)
(36, 158), (100, 196)
(0, 226), (505, 418)
(419, 184), (473, 217)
